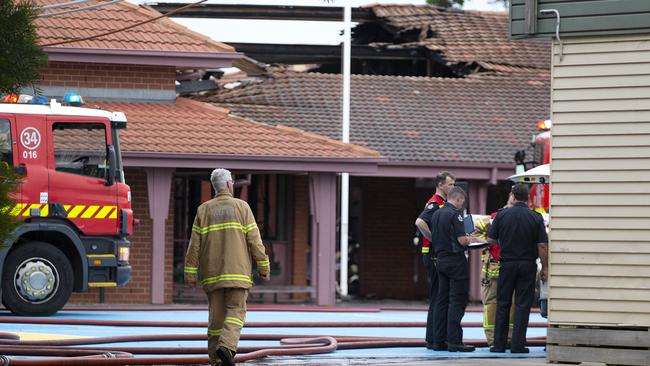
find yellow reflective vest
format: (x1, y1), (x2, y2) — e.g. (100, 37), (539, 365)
(184, 190), (270, 291)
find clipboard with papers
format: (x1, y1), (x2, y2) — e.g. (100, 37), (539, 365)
(463, 214), (490, 250)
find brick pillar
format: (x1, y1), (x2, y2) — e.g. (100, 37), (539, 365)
(145, 168), (174, 304)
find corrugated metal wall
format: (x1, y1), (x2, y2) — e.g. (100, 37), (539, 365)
(550, 34), (650, 327)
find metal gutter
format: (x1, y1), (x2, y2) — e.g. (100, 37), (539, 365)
(44, 47), (244, 68)
(122, 151), (386, 174)
(122, 151), (514, 179)
(359, 160), (515, 180)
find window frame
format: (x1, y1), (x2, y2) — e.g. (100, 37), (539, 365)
(0, 117), (14, 167)
(51, 121), (110, 180)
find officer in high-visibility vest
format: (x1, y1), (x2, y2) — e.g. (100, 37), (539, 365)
(415, 171), (455, 349)
(185, 169), (270, 366)
(480, 194), (515, 346)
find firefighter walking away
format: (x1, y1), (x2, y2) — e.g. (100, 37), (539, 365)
(184, 168), (270, 366)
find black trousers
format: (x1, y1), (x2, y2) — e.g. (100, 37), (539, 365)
(494, 260), (537, 350)
(433, 254), (469, 345)
(423, 254), (438, 344)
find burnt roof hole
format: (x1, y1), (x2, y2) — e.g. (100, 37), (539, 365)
(426, 26), (435, 39)
(396, 28), (423, 43)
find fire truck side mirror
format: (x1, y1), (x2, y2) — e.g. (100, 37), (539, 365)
(106, 145), (116, 186)
(14, 164), (26, 176)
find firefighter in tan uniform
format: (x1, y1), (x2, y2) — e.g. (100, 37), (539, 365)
(184, 169), (270, 366)
(480, 194), (515, 346)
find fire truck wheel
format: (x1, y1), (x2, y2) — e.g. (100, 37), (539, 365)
(1, 241), (73, 316)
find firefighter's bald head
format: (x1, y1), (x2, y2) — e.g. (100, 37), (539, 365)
(210, 168), (233, 193)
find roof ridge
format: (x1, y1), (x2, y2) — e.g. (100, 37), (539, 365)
(35, 0), (235, 54)
(139, 4), (235, 52)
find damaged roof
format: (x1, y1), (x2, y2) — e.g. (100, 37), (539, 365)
(358, 4), (551, 70)
(199, 70), (550, 164)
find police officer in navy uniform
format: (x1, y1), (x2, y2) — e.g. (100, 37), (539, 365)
(487, 184), (549, 354)
(415, 171), (455, 349)
(429, 186), (481, 352)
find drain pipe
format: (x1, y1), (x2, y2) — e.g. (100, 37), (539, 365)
(339, 2), (353, 298)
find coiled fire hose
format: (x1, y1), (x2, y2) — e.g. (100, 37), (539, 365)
(0, 314), (547, 365)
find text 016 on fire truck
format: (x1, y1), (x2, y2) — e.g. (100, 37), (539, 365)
(0, 93), (133, 316)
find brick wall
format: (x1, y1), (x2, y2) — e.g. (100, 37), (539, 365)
(39, 62), (176, 91)
(357, 177), (429, 300)
(291, 176), (310, 298)
(69, 167), (175, 304)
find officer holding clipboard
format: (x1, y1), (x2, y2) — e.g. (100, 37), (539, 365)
(429, 187), (483, 352)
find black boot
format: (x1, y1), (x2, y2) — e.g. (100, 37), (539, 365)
(447, 343), (475, 352)
(430, 342), (448, 351)
(216, 346), (236, 366)
(511, 347), (530, 354)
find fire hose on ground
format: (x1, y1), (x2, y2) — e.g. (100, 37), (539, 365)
(0, 317), (548, 365)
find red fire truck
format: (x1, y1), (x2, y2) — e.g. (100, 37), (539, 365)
(0, 94), (133, 316)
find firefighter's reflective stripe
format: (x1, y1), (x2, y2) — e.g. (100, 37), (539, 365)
(421, 246), (430, 254)
(225, 316), (245, 327)
(193, 222), (258, 235)
(256, 259), (270, 269)
(201, 274), (253, 285)
(482, 263), (500, 277)
(208, 328), (223, 336)
(243, 223), (258, 234)
(483, 305), (494, 330)
(9, 203), (117, 219)
(184, 266), (198, 274)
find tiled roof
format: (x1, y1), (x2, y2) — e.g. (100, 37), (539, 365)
(35, 0), (233, 52)
(360, 4), (550, 69)
(89, 98), (379, 159)
(200, 71), (550, 164)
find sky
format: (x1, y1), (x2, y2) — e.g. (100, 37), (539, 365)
(136, 0), (506, 45)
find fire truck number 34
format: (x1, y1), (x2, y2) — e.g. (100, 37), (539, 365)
(20, 127), (41, 159)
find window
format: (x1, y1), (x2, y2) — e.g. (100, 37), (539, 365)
(0, 119), (12, 166)
(52, 123), (107, 179)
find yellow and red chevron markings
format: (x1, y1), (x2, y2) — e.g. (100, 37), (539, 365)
(8, 203), (117, 219)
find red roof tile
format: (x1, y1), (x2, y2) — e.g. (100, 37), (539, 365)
(35, 0), (233, 53)
(89, 98), (379, 159)
(360, 4), (550, 69)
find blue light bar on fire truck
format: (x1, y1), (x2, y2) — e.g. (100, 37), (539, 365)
(1, 93), (85, 106)
(62, 93), (84, 106)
